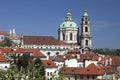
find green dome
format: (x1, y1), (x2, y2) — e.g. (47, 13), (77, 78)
(60, 10), (78, 29)
(60, 21), (78, 28)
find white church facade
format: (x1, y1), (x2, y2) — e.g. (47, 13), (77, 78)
(20, 10), (92, 55)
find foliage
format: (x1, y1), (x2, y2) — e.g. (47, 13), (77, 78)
(51, 67), (66, 80)
(0, 37), (13, 47)
(92, 48), (120, 56)
(34, 58), (45, 79)
(0, 57), (46, 80)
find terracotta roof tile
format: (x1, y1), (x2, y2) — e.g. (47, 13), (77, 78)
(60, 67), (83, 75)
(0, 31), (8, 36)
(80, 63), (104, 75)
(112, 56), (120, 66)
(60, 63), (115, 76)
(31, 49), (46, 58)
(42, 60), (57, 68)
(23, 36), (67, 45)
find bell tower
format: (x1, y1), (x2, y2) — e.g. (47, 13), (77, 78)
(80, 10), (92, 52)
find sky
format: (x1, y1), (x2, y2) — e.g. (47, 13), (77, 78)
(0, 0), (120, 49)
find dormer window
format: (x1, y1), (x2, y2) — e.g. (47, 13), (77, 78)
(87, 69), (90, 71)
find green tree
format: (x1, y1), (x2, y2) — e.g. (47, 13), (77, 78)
(34, 58), (45, 79)
(0, 37), (13, 47)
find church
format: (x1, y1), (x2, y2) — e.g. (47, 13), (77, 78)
(20, 10), (92, 56)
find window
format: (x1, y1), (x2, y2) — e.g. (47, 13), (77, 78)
(85, 40), (88, 46)
(70, 24), (72, 26)
(92, 76), (95, 79)
(85, 27), (88, 32)
(47, 52), (51, 55)
(1, 36), (4, 40)
(70, 33), (72, 40)
(47, 72), (49, 76)
(5, 66), (7, 68)
(63, 33), (65, 40)
(85, 21), (88, 24)
(56, 52), (59, 55)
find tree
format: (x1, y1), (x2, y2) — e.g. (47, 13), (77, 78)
(0, 37), (13, 47)
(34, 58), (45, 79)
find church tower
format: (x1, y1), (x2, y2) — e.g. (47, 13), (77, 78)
(58, 10), (79, 44)
(80, 10), (92, 52)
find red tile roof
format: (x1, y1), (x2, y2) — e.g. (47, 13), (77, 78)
(0, 48), (46, 58)
(60, 63), (115, 76)
(23, 36), (67, 45)
(112, 56), (120, 67)
(0, 31), (8, 36)
(60, 67), (83, 75)
(42, 60), (57, 68)
(0, 54), (7, 62)
(31, 49), (46, 58)
(80, 63), (104, 75)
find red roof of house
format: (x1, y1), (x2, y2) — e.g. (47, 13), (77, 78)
(60, 63), (115, 76)
(80, 63), (104, 75)
(42, 60), (57, 68)
(0, 54), (6, 62)
(0, 48), (46, 58)
(0, 31), (8, 36)
(23, 36), (67, 45)
(60, 67), (83, 75)
(31, 49), (46, 58)
(112, 56), (120, 67)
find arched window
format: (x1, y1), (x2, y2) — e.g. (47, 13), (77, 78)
(85, 21), (88, 24)
(85, 40), (88, 46)
(70, 33), (72, 40)
(85, 27), (88, 32)
(47, 52), (51, 56)
(63, 33), (65, 40)
(56, 52), (59, 55)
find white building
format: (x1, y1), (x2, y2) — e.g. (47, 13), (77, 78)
(0, 31), (8, 42)
(0, 54), (10, 70)
(42, 60), (58, 80)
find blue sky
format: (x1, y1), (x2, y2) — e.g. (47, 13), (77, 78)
(0, 0), (120, 49)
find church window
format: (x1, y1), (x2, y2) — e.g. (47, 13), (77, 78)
(47, 52), (51, 55)
(70, 33), (73, 40)
(85, 40), (88, 46)
(85, 27), (88, 32)
(63, 33), (65, 40)
(56, 52), (59, 55)
(85, 21), (88, 24)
